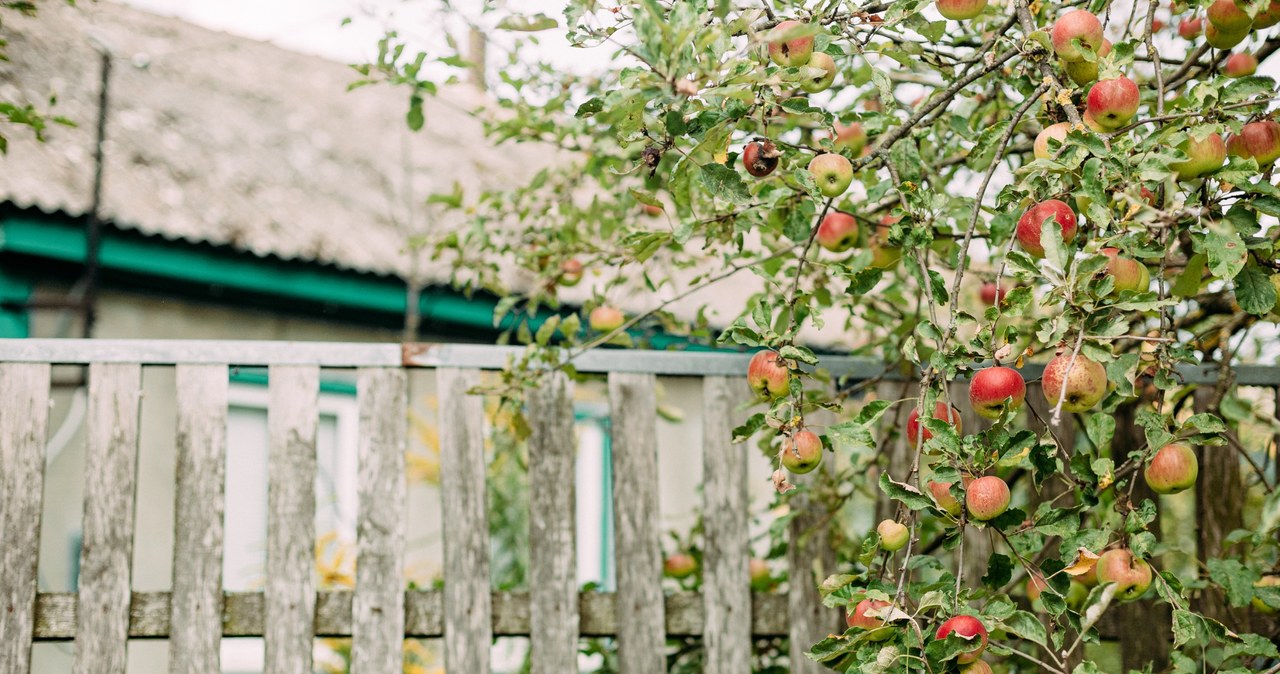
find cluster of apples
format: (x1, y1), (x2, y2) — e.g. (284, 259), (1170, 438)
(747, 351), (830, 474)
(754, 21), (857, 200)
(846, 602), (993, 671)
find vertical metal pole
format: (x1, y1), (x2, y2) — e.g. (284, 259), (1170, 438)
(83, 49), (112, 338)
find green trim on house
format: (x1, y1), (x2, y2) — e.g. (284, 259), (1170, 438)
(0, 264), (31, 338)
(0, 210), (719, 350)
(229, 369), (358, 396)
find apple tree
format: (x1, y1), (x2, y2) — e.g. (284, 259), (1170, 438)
(377, 0), (1280, 670)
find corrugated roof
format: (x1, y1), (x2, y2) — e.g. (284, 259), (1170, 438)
(0, 0), (550, 279)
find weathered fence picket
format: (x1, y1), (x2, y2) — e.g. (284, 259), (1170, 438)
(74, 363), (143, 674)
(607, 372), (667, 673)
(352, 368), (408, 673)
(0, 363), (52, 674)
(170, 364), (228, 674)
(701, 375), (752, 674)
(265, 365), (319, 674)
(527, 371), (579, 674)
(438, 367), (493, 673)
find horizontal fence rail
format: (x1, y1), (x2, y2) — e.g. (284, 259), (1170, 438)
(27, 589), (1141, 642)
(0, 338), (1274, 384)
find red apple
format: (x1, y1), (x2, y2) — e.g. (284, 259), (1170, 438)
(1205, 23), (1248, 49)
(1227, 120), (1280, 167)
(1178, 17), (1203, 38)
(1075, 557), (1100, 587)
(965, 475), (1011, 521)
(747, 350), (790, 399)
(663, 553), (698, 578)
(1086, 76), (1140, 129)
(1015, 199), (1078, 258)
(780, 429), (823, 474)
(1207, 0), (1252, 32)
(767, 20), (815, 67)
(1096, 548), (1153, 601)
(1026, 572), (1050, 601)
(834, 122), (868, 154)
(742, 139), (781, 177)
(935, 615), (988, 663)
(928, 480), (964, 516)
(968, 366), (1027, 419)
(560, 258), (584, 286)
(1081, 108), (1110, 133)
(906, 401), (963, 448)
(801, 52), (838, 93)
(936, 0), (988, 20)
(808, 153), (854, 197)
(816, 211), (860, 252)
(1041, 352), (1108, 413)
(1034, 122), (1071, 160)
(1224, 52), (1258, 77)
(1101, 248), (1150, 294)
(1151, 18), (1167, 31)
(1051, 10), (1105, 62)
(1144, 442), (1199, 494)
(877, 519), (909, 551)
(978, 282), (1007, 306)
(1256, 0), (1280, 28)
(846, 599), (894, 640)
(1170, 132), (1226, 180)
(641, 203), (664, 217)
(960, 661), (995, 674)
(589, 306), (625, 332)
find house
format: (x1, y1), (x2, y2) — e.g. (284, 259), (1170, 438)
(0, 4), (783, 672)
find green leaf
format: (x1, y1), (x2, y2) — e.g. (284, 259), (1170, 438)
(406, 94), (425, 131)
(732, 413), (766, 443)
(1204, 228), (1248, 281)
(878, 473), (933, 511)
(1173, 253), (1206, 297)
(981, 552), (1013, 588)
(1172, 609), (1202, 649)
(698, 163), (751, 205)
(996, 610), (1048, 647)
(1233, 263), (1276, 316)
(575, 97), (604, 118)
(496, 13), (559, 31)
(1207, 558), (1258, 607)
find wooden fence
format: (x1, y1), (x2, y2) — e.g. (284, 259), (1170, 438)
(0, 340), (1275, 674)
(0, 340), (849, 674)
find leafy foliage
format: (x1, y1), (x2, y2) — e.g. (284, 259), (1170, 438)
(370, 0), (1280, 671)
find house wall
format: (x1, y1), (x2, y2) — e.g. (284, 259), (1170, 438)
(26, 286), (781, 674)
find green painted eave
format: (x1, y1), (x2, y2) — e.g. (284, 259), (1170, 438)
(0, 212), (720, 351)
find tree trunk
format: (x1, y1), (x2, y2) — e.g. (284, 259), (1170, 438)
(1193, 387), (1248, 630)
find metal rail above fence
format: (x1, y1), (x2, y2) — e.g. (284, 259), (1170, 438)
(0, 339), (1274, 385)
